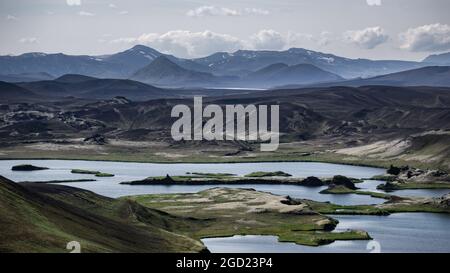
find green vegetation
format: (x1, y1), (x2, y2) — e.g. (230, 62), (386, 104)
(0, 176), (205, 253)
(244, 171), (292, 177)
(319, 185), (392, 200)
(94, 173), (115, 177)
(304, 194), (450, 215)
(302, 199), (390, 215)
(11, 164), (48, 171)
(71, 169), (114, 177)
(328, 175), (357, 190)
(126, 188), (372, 247)
(71, 169), (99, 175)
(370, 175), (397, 182)
(188, 172), (236, 178)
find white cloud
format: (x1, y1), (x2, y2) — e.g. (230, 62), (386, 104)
(400, 23), (450, 52)
(19, 37), (38, 44)
(6, 14), (18, 20)
(344, 26), (388, 49)
(249, 29), (286, 50)
(366, 0), (382, 6)
(66, 0), (81, 6)
(186, 6), (269, 17)
(242, 8), (270, 16)
(287, 31), (332, 47)
(108, 3), (116, 8)
(111, 29), (340, 57)
(111, 30), (243, 58)
(78, 11), (95, 16)
(118, 10), (129, 15)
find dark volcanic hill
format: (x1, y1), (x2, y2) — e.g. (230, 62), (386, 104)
(0, 81), (44, 101)
(0, 72), (54, 83)
(244, 63), (343, 87)
(0, 176), (205, 252)
(18, 75), (169, 101)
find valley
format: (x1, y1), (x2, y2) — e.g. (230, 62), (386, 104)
(1, 45), (450, 254)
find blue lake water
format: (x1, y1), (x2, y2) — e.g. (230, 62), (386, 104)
(202, 213), (450, 253)
(0, 159), (389, 205)
(1, 159), (449, 253)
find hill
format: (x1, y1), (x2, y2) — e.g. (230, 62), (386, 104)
(0, 176), (205, 252)
(244, 63), (343, 87)
(323, 66), (450, 87)
(0, 72), (53, 83)
(0, 81), (44, 102)
(18, 75), (169, 101)
(131, 56), (223, 87)
(423, 52), (450, 65)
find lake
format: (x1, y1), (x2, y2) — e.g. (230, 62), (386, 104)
(0, 159), (390, 205)
(202, 213), (450, 253)
(1, 159), (449, 253)
(1, 159), (448, 202)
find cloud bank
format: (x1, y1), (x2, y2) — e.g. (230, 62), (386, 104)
(112, 30), (243, 58)
(400, 23), (450, 52)
(78, 11), (95, 16)
(345, 26), (388, 49)
(66, 0), (81, 6)
(186, 6), (269, 17)
(366, 0), (382, 6)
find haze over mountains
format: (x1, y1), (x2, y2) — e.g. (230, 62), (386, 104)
(0, 45), (449, 89)
(324, 66), (450, 88)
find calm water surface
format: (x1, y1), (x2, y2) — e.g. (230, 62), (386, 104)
(0, 159), (389, 205)
(1, 159), (449, 253)
(202, 213), (450, 253)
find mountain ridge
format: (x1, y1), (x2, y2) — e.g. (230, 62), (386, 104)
(2, 45), (449, 88)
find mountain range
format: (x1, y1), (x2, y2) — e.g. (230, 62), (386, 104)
(329, 66), (450, 87)
(423, 52), (450, 66)
(0, 45), (449, 88)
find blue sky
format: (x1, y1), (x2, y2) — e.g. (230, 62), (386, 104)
(1, 0), (450, 61)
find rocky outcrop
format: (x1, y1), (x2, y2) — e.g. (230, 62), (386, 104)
(330, 175), (357, 190)
(301, 176), (324, 187)
(11, 164), (48, 171)
(83, 134), (108, 145)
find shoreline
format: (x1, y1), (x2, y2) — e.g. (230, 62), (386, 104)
(0, 156), (387, 170)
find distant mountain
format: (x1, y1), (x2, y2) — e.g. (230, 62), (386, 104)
(18, 75), (170, 101)
(130, 56), (225, 87)
(0, 45), (430, 88)
(316, 66), (450, 87)
(54, 74), (98, 83)
(101, 45), (163, 74)
(243, 63), (343, 87)
(0, 52), (126, 78)
(0, 45), (211, 80)
(0, 72), (54, 83)
(423, 52), (450, 65)
(194, 48), (424, 79)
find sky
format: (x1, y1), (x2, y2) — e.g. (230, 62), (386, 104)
(1, 0), (450, 61)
